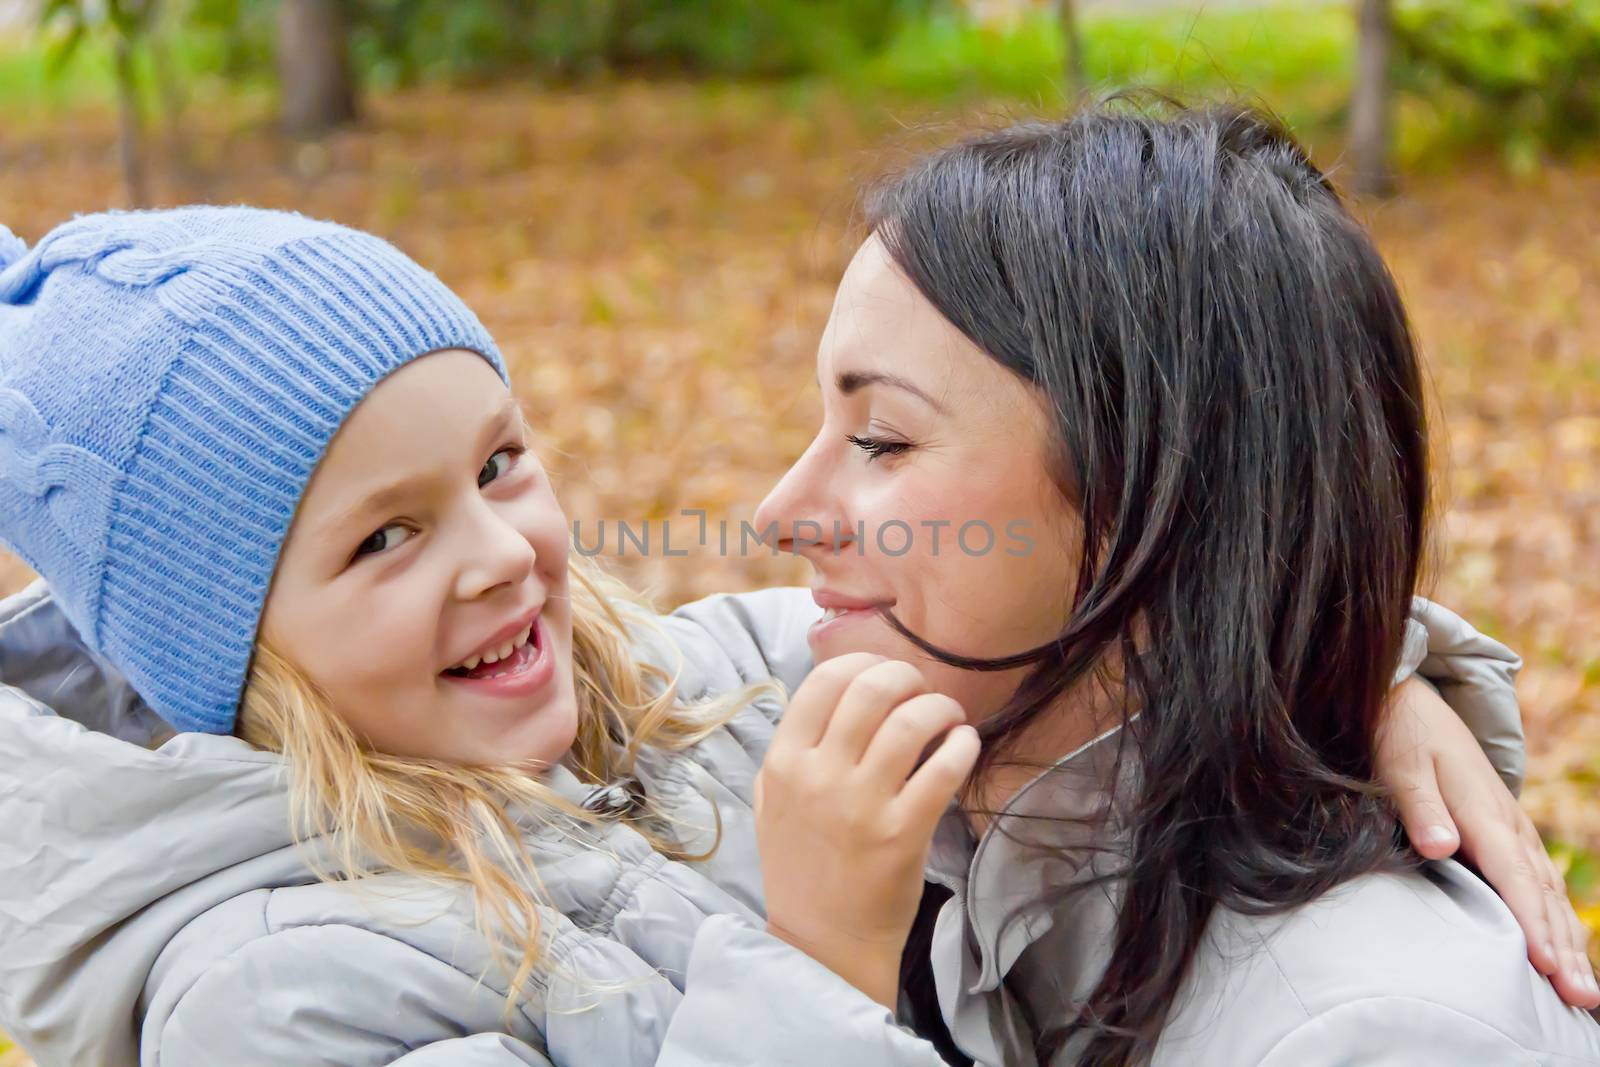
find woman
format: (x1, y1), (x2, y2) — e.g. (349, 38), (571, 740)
(666, 105), (1600, 1065)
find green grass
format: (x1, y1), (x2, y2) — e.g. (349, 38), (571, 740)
(856, 6), (1353, 124)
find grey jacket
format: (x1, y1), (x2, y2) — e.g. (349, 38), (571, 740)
(0, 579), (1591, 1066)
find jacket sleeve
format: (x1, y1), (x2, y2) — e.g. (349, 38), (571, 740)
(1401, 597), (1526, 797)
(661, 587), (819, 710)
(655, 914), (951, 1067)
(391, 1035), (555, 1066)
(1257, 998), (1544, 1066)
(152, 923), (546, 1067)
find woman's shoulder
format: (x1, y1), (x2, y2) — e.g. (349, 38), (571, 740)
(1157, 860), (1600, 1066)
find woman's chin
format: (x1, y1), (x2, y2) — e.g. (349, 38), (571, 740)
(806, 613), (908, 664)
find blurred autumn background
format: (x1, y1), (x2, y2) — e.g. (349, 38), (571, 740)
(1, 0), (1598, 1059)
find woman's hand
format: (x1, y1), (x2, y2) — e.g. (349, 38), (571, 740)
(1377, 676), (1599, 1008)
(754, 653), (980, 1008)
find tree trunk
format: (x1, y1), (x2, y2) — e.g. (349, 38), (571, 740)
(113, 34), (148, 207)
(277, 0), (358, 139)
(1060, 0), (1085, 100)
(1350, 0), (1395, 197)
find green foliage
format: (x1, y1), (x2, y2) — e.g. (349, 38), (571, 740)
(604, 0), (928, 78)
(1394, 0), (1600, 169)
(333, 0), (937, 87)
(11, 0), (1600, 172)
(857, 6), (1353, 126)
(170, 0), (938, 88)
(39, 0), (158, 71)
(1551, 840), (1600, 899)
(184, 0), (275, 80)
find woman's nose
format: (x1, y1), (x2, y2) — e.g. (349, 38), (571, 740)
(454, 499), (536, 601)
(754, 437), (853, 556)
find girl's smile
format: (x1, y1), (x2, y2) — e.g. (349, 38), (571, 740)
(440, 609), (556, 699)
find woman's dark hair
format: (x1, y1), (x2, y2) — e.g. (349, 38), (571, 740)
(870, 102), (1428, 1066)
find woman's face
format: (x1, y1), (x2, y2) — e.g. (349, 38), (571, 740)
(259, 349), (578, 767)
(755, 235), (1080, 724)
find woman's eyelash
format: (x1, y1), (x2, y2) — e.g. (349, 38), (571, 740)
(845, 434), (911, 461)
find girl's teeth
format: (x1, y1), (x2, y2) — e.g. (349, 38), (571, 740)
(453, 623), (537, 673)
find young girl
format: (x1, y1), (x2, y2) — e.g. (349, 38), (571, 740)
(0, 204), (1576, 1067)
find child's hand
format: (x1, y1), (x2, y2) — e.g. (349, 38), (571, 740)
(1377, 677), (1600, 1007)
(755, 653), (980, 1008)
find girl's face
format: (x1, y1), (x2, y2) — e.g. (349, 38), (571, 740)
(260, 349), (578, 768)
(755, 235), (1080, 725)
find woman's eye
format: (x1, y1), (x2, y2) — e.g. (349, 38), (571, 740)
(479, 446), (525, 488)
(354, 524), (410, 559)
(845, 434), (911, 463)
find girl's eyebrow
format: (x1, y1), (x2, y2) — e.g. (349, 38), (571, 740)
(314, 400), (523, 542)
(832, 369), (947, 413)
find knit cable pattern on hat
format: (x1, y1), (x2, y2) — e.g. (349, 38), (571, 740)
(0, 207), (506, 734)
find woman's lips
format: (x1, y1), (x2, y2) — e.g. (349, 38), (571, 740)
(807, 601), (892, 647)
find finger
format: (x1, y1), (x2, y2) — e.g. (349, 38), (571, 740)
(897, 724), (980, 833)
(860, 693), (967, 786)
(1392, 755), (1461, 860)
(1564, 888), (1600, 1005)
(1464, 823), (1555, 977)
(775, 652), (886, 751)
(1525, 832), (1564, 976)
(1431, 742), (1554, 962)
(822, 659), (930, 763)
(1543, 847), (1600, 1007)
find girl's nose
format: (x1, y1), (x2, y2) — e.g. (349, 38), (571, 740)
(455, 500), (536, 601)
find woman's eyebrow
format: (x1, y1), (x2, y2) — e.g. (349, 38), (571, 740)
(831, 369), (947, 413)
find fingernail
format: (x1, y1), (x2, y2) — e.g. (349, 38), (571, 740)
(1425, 826), (1456, 847)
(1544, 942), (1557, 964)
(1587, 973), (1598, 995)
(1573, 969), (1589, 990)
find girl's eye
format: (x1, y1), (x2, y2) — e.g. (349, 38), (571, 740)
(845, 434), (911, 463)
(355, 524), (410, 559)
(350, 445), (526, 564)
(479, 445), (525, 488)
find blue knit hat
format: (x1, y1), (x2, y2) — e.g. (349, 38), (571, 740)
(0, 206), (505, 734)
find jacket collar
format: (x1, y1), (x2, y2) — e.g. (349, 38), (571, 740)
(924, 722), (1136, 1063)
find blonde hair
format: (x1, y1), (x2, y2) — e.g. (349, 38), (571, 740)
(236, 555), (772, 1009)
